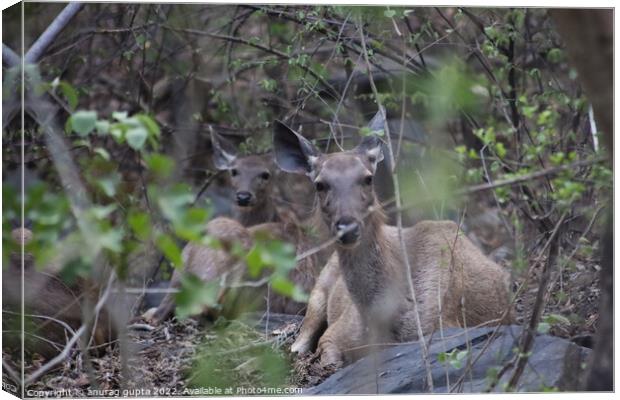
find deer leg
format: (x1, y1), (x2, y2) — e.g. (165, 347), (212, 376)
(147, 292), (176, 325)
(291, 285), (328, 354)
(316, 304), (363, 368)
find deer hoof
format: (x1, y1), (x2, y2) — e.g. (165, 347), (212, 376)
(291, 337), (311, 354)
(319, 349), (343, 369)
(141, 307), (159, 324)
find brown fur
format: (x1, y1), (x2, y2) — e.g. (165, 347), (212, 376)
(273, 117), (513, 367)
(2, 228), (117, 359)
(227, 155), (280, 227)
(148, 210), (333, 324)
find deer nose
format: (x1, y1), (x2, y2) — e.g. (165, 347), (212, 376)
(236, 191), (253, 206)
(335, 217), (361, 245)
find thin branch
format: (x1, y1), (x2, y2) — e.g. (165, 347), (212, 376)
(2, 43), (20, 67)
(162, 25), (340, 99)
(358, 22), (434, 393)
(25, 3), (83, 63)
(457, 156), (606, 196)
(506, 213), (566, 390)
(23, 272), (116, 386)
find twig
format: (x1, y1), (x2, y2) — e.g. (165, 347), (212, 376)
(2, 310), (77, 337)
(25, 3), (83, 63)
(2, 359), (21, 385)
(505, 213), (565, 390)
(127, 323), (155, 331)
(23, 272), (116, 386)
(457, 157), (606, 196)
(162, 25), (340, 99)
(479, 144), (513, 236)
(2, 43), (20, 67)
(358, 21), (434, 393)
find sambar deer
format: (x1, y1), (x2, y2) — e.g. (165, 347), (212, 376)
(211, 129), (280, 227)
(274, 110), (514, 367)
(147, 133), (334, 324)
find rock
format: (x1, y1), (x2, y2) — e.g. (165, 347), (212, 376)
(306, 325), (590, 394)
(242, 312), (302, 333)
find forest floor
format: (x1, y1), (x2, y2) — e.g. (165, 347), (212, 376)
(13, 204), (602, 394)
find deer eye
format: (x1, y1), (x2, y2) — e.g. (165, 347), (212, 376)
(260, 172), (271, 180)
(315, 181), (328, 192)
(230, 169), (238, 177)
(363, 176), (373, 186)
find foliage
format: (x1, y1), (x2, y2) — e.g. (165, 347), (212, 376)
(2, 3), (611, 391)
(187, 319), (291, 391)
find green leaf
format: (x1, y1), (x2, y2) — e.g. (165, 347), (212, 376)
(547, 48), (563, 64)
(271, 276), (308, 302)
(97, 173), (120, 197)
(145, 153), (174, 179)
(156, 234), (183, 268)
(92, 224), (124, 253)
(384, 8), (396, 18)
(128, 211), (151, 240)
(537, 322), (551, 334)
(60, 257), (91, 285)
(95, 120), (110, 135)
(175, 274), (220, 320)
(359, 126), (384, 137)
(69, 110), (97, 136)
(136, 114), (161, 136)
(89, 204), (117, 219)
(93, 147), (110, 160)
(59, 81), (78, 110)
(156, 184), (194, 223)
(126, 127), (148, 150)
(172, 207), (211, 242)
(544, 313), (571, 326)
(112, 111), (128, 121)
(495, 142), (506, 158)
(246, 245), (264, 277)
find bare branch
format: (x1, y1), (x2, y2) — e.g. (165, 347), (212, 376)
(23, 272), (116, 387)
(358, 22), (435, 392)
(25, 3), (83, 63)
(2, 43), (20, 67)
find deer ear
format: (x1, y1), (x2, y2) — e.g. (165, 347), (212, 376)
(210, 126), (237, 170)
(356, 135), (385, 173)
(356, 106), (387, 172)
(367, 106), (387, 133)
(273, 120), (320, 175)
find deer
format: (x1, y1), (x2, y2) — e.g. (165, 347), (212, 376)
(146, 132), (334, 324)
(210, 129), (280, 227)
(273, 109), (514, 367)
(2, 227), (117, 359)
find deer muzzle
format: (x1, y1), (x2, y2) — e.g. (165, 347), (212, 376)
(335, 217), (361, 246)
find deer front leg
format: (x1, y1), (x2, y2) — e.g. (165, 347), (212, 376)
(316, 304), (364, 368)
(291, 285), (328, 354)
(147, 292), (176, 325)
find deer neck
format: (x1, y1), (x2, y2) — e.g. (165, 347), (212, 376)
(235, 199), (278, 227)
(336, 207), (398, 310)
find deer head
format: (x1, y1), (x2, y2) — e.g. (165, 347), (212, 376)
(273, 110), (386, 248)
(211, 128), (275, 210)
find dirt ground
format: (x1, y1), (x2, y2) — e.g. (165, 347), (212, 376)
(6, 203), (602, 394)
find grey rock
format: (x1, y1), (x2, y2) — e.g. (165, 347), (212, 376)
(306, 325), (590, 394)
